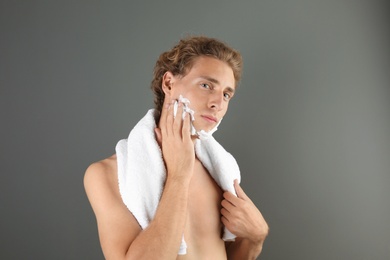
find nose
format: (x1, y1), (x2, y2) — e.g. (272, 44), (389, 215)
(208, 91), (224, 111)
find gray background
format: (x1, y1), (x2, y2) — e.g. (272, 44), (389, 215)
(1, 1), (389, 259)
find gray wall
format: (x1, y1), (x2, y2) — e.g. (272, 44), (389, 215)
(1, 1), (389, 259)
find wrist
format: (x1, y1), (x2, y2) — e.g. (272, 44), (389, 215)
(249, 222), (269, 245)
(166, 174), (192, 186)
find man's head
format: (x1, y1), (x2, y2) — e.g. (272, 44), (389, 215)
(151, 36), (243, 122)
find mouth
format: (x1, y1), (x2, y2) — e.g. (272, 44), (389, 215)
(201, 115), (218, 123)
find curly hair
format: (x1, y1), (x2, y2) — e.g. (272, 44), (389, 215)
(150, 36), (243, 122)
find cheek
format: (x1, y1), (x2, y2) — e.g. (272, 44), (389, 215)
(187, 95), (204, 111)
(219, 103), (229, 117)
(171, 87), (191, 100)
(224, 102), (230, 112)
(177, 91), (198, 105)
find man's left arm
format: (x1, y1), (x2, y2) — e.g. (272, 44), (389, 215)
(222, 180), (269, 259)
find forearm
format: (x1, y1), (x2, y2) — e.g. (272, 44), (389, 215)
(126, 177), (190, 259)
(226, 237), (264, 260)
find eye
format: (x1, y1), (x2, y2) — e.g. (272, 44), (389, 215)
(201, 83), (211, 89)
(224, 92), (232, 100)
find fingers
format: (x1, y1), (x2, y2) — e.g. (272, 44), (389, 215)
(221, 200), (239, 235)
(222, 181), (269, 241)
(221, 198), (235, 212)
(221, 203), (232, 225)
(223, 191), (238, 205)
(159, 99), (179, 136)
(221, 181), (251, 216)
(222, 180), (248, 205)
(234, 179), (249, 201)
(172, 102), (184, 136)
(159, 99), (191, 140)
(221, 209), (231, 225)
(165, 101), (175, 136)
(182, 111), (192, 141)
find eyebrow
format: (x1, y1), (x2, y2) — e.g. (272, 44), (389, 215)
(199, 76), (235, 93)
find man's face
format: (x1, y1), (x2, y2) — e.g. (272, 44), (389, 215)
(166, 56), (236, 132)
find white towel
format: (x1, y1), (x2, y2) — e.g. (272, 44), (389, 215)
(116, 109), (241, 255)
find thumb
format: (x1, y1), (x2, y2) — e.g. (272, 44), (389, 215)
(234, 179), (249, 201)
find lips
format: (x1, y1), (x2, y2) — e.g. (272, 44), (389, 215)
(201, 115), (218, 123)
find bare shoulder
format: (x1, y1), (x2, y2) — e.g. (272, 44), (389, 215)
(84, 154), (142, 258)
(85, 154), (117, 176)
(84, 154), (118, 195)
(84, 154), (117, 186)
(84, 154), (120, 212)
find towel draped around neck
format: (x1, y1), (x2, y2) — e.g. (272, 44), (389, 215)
(116, 109), (241, 255)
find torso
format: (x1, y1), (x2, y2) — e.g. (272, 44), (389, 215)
(177, 158), (227, 259)
(103, 155), (227, 259)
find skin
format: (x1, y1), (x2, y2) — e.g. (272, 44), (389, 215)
(84, 56), (269, 259)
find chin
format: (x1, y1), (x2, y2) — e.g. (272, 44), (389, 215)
(194, 126), (213, 133)
(193, 121), (218, 133)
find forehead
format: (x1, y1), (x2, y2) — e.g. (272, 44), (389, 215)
(184, 56), (235, 87)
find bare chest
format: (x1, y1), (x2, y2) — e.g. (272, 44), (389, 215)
(188, 159), (223, 227)
(182, 160), (226, 257)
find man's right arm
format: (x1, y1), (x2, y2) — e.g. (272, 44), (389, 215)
(84, 101), (194, 259)
(84, 159), (191, 260)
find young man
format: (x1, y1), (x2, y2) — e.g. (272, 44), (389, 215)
(84, 36), (269, 259)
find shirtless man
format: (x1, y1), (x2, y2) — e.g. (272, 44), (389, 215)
(84, 36), (269, 259)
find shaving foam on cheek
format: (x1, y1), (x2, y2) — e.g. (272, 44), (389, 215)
(173, 95), (221, 136)
(173, 95), (197, 135)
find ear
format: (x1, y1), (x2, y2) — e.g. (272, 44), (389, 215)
(162, 71), (175, 96)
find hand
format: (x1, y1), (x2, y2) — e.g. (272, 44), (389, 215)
(155, 99), (195, 182)
(221, 180), (269, 244)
